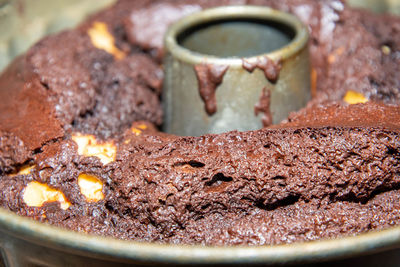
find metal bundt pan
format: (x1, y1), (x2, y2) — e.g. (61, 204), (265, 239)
(1, 0), (400, 266)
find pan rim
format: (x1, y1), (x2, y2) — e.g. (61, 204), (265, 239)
(1, 207), (400, 264)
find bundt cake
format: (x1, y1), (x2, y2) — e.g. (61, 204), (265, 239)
(0, 0), (399, 245)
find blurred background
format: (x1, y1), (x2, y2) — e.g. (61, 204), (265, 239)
(0, 0), (115, 71)
(0, 0), (399, 71)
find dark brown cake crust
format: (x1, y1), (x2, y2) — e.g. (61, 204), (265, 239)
(0, 56), (64, 172)
(0, 0), (400, 246)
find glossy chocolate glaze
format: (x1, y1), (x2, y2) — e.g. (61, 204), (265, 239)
(194, 63), (229, 115)
(254, 87), (273, 127)
(242, 56), (281, 83)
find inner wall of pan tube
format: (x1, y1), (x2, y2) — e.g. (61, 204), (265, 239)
(163, 6), (311, 136)
(177, 18), (296, 58)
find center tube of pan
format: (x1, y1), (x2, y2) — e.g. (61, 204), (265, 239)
(163, 6), (310, 136)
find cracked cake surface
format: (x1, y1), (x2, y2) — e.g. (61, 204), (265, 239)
(0, 0), (400, 246)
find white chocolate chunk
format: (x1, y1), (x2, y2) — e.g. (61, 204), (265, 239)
(343, 90), (368, 105)
(23, 181), (71, 210)
(72, 134), (116, 165)
(88, 21), (125, 59)
(78, 173), (104, 202)
(10, 165), (35, 177)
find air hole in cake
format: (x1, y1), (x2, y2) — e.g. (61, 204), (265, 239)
(387, 146), (400, 157)
(201, 203), (211, 210)
(271, 175), (286, 180)
(177, 18), (295, 58)
(205, 173), (233, 187)
(376, 133), (391, 140)
(255, 194), (300, 211)
(39, 81), (50, 90)
(33, 147), (43, 155)
(173, 160), (205, 168)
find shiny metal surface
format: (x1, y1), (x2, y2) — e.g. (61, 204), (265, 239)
(163, 6), (310, 136)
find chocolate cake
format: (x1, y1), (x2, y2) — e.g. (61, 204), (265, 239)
(0, 0), (400, 246)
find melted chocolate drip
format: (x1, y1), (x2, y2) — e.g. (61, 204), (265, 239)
(254, 87), (273, 127)
(194, 63), (229, 115)
(242, 57), (282, 83)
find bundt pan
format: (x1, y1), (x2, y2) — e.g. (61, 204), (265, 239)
(1, 0), (400, 266)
